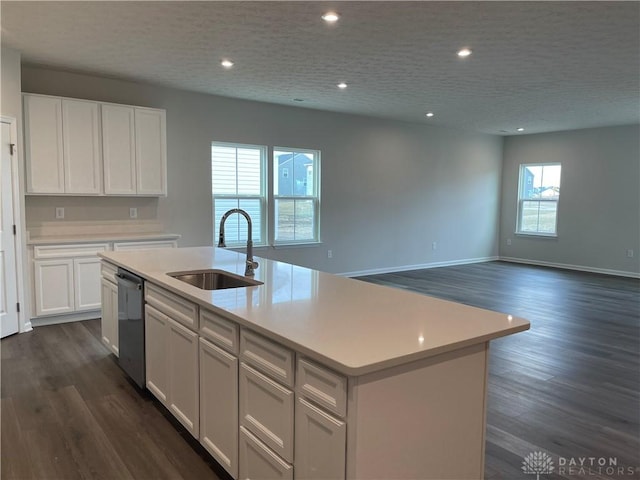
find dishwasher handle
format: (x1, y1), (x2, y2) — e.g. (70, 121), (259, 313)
(116, 274), (143, 290)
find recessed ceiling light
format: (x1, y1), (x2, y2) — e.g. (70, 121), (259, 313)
(457, 48), (472, 58)
(221, 59), (234, 69)
(322, 12), (340, 23)
(425, 112), (434, 118)
(517, 127), (525, 132)
(337, 82), (348, 89)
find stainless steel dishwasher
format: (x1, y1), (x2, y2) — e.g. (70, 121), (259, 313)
(116, 268), (145, 388)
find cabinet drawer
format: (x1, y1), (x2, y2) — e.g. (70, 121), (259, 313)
(113, 240), (177, 251)
(240, 330), (294, 387)
(239, 426), (293, 480)
(239, 363), (294, 463)
(34, 243), (109, 259)
(145, 283), (198, 330)
(200, 309), (239, 354)
(297, 358), (347, 418)
(101, 261), (118, 284)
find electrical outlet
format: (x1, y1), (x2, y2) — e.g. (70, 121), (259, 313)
(129, 207), (138, 219)
(327, 250), (333, 259)
(432, 242), (437, 250)
(55, 207), (64, 219)
(627, 249), (634, 258)
(507, 238), (512, 246)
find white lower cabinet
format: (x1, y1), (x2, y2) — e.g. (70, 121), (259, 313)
(32, 244), (107, 317)
(199, 338), (238, 478)
(33, 259), (74, 316)
(145, 304), (169, 404)
(168, 317), (199, 437)
(144, 293), (199, 439)
(100, 277), (119, 355)
(294, 397), (346, 480)
(239, 362), (294, 463)
(239, 426), (293, 480)
(74, 257), (103, 310)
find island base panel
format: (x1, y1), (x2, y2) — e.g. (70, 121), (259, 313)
(347, 342), (488, 480)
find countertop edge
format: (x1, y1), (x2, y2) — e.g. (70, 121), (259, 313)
(28, 233), (181, 245)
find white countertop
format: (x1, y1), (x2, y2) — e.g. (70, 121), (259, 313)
(101, 247), (530, 376)
(28, 232), (181, 245)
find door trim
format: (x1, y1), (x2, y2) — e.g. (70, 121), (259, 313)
(1, 115), (31, 333)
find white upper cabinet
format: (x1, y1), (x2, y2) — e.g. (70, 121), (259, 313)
(24, 94), (167, 197)
(62, 99), (102, 194)
(102, 104), (136, 195)
(102, 104), (167, 196)
(24, 94), (65, 194)
(135, 108), (167, 196)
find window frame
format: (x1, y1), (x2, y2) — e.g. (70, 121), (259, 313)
(515, 162), (562, 237)
(211, 141), (268, 247)
(211, 142), (322, 248)
(270, 146), (321, 246)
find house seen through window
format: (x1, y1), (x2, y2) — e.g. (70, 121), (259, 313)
(212, 142), (320, 246)
(516, 163), (562, 235)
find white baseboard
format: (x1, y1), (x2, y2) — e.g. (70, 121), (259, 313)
(31, 310), (101, 327)
(339, 256), (499, 278)
(499, 256), (640, 279)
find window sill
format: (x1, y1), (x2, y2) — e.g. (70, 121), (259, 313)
(271, 241), (322, 249)
(515, 232), (558, 239)
(222, 242), (322, 251)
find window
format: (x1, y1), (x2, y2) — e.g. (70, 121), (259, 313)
(212, 143), (266, 246)
(273, 148), (320, 244)
(516, 163), (562, 236)
(211, 143), (321, 247)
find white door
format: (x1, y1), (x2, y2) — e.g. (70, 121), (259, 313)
(168, 317), (199, 438)
(102, 104), (136, 195)
(0, 120), (19, 338)
(200, 338), (239, 478)
(145, 304), (169, 404)
(73, 257), (102, 310)
(62, 99), (102, 194)
(33, 259), (74, 316)
(135, 108), (166, 195)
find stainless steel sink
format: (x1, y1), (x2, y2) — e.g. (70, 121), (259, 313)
(168, 269), (263, 290)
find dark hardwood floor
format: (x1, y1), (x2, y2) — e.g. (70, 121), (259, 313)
(1, 261), (638, 479)
(361, 261), (640, 480)
(1, 318), (226, 480)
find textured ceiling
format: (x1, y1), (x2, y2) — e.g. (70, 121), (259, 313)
(1, 1), (639, 135)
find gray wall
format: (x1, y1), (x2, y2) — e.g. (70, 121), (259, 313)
(22, 65), (503, 275)
(499, 125), (640, 276)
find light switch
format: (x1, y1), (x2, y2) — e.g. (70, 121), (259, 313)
(55, 207), (64, 219)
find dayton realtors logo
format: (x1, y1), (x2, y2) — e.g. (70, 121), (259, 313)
(522, 451), (638, 478)
(522, 451), (554, 480)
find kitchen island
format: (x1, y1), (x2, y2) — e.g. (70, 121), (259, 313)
(101, 246), (529, 480)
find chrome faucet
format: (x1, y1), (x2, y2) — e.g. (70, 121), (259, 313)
(218, 208), (259, 277)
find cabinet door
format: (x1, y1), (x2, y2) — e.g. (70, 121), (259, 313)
(200, 338), (238, 478)
(100, 278), (119, 356)
(295, 397), (346, 480)
(74, 257), (102, 311)
(135, 108), (166, 195)
(33, 259), (74, 316)
(168, 317), (199, 438)
(102, 104), (136, 195)
(23, 94), (64, 194)
(145, 304), (169, 404)
(239, 363), (294, 462)
(61, 99), (102, 194)
(239, 426), (293, 480)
